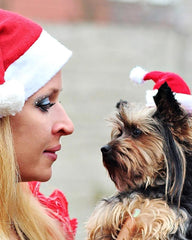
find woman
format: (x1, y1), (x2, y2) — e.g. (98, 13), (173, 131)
(0, 9), (77, 239)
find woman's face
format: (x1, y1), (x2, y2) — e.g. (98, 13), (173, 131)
(10, 71), (74, 182)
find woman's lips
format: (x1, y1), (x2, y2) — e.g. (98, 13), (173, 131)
(43, 145), (61, 161)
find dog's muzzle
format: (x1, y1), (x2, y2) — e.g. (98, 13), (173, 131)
(101, 145), (112, 155)
(101, 144), (118, 166)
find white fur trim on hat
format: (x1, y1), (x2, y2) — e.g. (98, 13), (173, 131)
(5, 30), (72, 100)
(0, 80), (25, 117)
(129, 66), (147, 84)
(146, 90), (158, 107)
(174, 93), (192, 112)
(146, 90), (192, 112)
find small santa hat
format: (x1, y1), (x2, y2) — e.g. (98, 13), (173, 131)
(0, 9), (72, 117)
(129, 66), (192, 112)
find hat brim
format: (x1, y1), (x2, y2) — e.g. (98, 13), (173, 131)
(146, 90), (192, 112)
(4, 30), (72, 100)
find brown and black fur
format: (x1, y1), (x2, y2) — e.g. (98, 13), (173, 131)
(86, 83), (192, 239)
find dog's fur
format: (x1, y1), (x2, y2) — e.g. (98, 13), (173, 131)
(86, 83), (192, 239)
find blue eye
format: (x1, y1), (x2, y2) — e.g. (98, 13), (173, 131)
(35, 97), (55, 112)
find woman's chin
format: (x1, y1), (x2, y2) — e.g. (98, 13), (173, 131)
(20, 170), (52, 182)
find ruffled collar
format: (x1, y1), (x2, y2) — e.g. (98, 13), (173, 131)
(29, 181), (77, 239)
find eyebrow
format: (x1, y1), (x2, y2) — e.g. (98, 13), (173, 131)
(48, 88), (62, 95)
(33, 88), (61, 101)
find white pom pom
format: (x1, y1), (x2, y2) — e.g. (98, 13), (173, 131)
(129, 66), (148, 84)
(0, 80), (25, 117)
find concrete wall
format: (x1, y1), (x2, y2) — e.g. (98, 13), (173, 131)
(0, 0), (188, 24)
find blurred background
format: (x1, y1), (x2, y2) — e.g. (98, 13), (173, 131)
(1, 0), (192, 239)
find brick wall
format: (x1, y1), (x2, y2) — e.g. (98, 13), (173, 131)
(0, 0), (182, 25)
(0, 0), (84, 21)
(0, 0), (109, 22)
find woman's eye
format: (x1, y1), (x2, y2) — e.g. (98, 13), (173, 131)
(35, 97), (55, 112)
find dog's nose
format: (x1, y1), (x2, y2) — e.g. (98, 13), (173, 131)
(101, 145), (111, 154)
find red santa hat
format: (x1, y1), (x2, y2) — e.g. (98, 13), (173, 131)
(129, 66), (192, 112)
(0, 9), (72, 117)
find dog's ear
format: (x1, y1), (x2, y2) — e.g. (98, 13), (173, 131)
(153, 82), (187, 128)
(153, 82), (188, 206)
(116, 100), (128, 110)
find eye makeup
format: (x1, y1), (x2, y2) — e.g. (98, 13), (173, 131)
(35, 96), (55, 112)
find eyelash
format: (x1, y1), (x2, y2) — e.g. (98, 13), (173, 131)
(35, 96), (55, 112)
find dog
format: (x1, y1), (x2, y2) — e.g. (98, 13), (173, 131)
(86, 83), (192, 239)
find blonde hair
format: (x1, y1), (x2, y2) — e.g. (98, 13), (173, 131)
(0, 117), (66, 240)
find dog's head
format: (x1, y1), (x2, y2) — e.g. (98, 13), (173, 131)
(101, 83), (192, 204)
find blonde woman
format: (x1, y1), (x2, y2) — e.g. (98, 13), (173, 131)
(0, 9), (77, 239)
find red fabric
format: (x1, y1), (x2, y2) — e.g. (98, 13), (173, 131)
(0, 9), (42, 83)
(28, 181), (77, 240)
(144, 71), (191, 95)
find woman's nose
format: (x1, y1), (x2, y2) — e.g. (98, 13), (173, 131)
(52, 103), (74, 136)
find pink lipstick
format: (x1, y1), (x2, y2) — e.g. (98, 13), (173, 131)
(43, 145), (61, 161)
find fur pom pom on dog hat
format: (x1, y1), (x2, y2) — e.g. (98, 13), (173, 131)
(130, 66), (192, 112)
(0, 9), (72, 117)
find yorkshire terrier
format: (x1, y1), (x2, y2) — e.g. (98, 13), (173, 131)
(86, 83), (192, 239)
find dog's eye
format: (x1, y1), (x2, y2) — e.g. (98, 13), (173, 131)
(132, 128), (142, 138)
